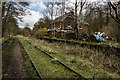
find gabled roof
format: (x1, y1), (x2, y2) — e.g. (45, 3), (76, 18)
(53, 11), (74, 23)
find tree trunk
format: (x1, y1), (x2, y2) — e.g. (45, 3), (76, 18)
(117, 24), (120, 43)
(61, 1), (65, 39)
(76, 1), (86, 39)
(77, 9), (82, 34)
(75, 0), (78, 39)
(51, 3), (54, 37)
(2, 2), (12, 37)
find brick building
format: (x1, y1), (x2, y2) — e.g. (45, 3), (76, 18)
(47, 11), (89, 39)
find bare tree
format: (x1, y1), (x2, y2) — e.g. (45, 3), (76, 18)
(2, 2), (30, 37)
(74, 0), (78, 39)
(108, 1), (120, 24)
(108, 1), (120, 42)
(51, 3), (54, 37)
(46, 2), (55, 37)
(61, 1), (65, 38)
(74, 0), (86, 39)
(53, 5), (59, 37)
(77, 0), (86, 34)
(2, 2), (12, 37)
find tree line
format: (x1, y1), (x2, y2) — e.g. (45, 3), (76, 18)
(1, 1), (120, 42)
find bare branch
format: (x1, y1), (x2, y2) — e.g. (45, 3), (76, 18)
(108, 2), (120, 24)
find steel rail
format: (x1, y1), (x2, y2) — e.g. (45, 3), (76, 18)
(2, 37), (13, 46)
(2, 37), (42, 79)
(26, 40), (87, 80)
(18, 39), (43, 80)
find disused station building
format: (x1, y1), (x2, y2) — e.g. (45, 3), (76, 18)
(47, 11), (89, 39)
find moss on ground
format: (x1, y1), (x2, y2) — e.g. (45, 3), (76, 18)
(18, 36), (80, 78)
(17, 36), (120, 78)
(2, 38), (9, 44)
(2, 37), (15, 78)
(19, 40), (39, 78)
(16, 38), (120, 78)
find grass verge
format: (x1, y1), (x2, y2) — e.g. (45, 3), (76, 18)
(18, 36), (80, 78)
(2, 37), (15, 78)
(17, 36), (120, 78)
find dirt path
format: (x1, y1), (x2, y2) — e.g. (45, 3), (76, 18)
(10, 39), (29, 78)
(2, 38), (30, 78)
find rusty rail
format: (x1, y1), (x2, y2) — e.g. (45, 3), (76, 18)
(2, 37), (13, 46)
(26, 40), (87, 80)
(17, 39), (43, 80)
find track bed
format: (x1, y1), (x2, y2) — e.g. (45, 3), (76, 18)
(2, 37), (40, 79)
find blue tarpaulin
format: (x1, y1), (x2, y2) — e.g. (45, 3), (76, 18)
(94, 35), (99, 40)
(100, 37), (105, 42)
(94, 34), (105, 42)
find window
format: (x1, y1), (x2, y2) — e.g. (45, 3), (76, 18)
(68, 22), (70, 25)
(79, 25), (82, 29)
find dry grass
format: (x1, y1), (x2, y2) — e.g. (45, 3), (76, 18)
(17, 36), (120, 78)
(18, 37), (80, 78)
(31, 37), (120, 75)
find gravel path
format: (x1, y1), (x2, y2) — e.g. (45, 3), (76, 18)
(2, 38), (29, 78)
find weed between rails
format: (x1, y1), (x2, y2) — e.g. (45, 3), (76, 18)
(17, 36), (120, 78)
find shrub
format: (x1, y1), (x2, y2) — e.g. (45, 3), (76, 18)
(34, 27), (47, 37)
(101, 25), (118, 41)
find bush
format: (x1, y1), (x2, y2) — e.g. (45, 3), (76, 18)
(101, 23), (118, 41)
(34, 27), (47, 38)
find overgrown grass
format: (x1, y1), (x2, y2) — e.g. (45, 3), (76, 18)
(2, 37), (15, 78)
(19, 41), (39, 78)
(17, 35), (120, 78)
(18, 36), (80, 78)
(105, 40), (119, 48)
(1, 36), (15, 45)
(42, 36), (119, 48)
(1, 38), (9, 44)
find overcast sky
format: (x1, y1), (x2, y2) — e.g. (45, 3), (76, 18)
(16, 0), (117, 29)
(16, 2), (45, 29)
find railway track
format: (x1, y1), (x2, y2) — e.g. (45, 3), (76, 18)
(2, 36), (13, 46)
(1, 37), (14, 51)
(25, 40), (87, 79)
(2, 37), (42, 79)
(17, 39), (42, 79)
